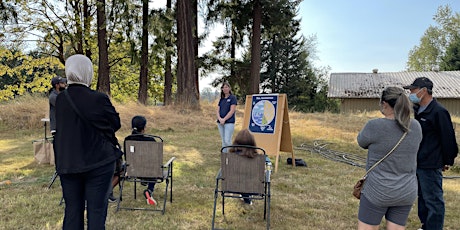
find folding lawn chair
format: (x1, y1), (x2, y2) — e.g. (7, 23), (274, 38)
(116, 134), (175, 214)
(211, 145), (271, 230)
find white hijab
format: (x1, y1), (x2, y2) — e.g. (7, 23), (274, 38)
(65, 54), (93, 87)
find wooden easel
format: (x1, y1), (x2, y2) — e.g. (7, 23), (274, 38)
(242, 94), (294, 173)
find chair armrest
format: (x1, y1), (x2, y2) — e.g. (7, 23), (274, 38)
(265, 169), (271, 183)
(163, 157), (176, 168)
(216, 168), (222, 180)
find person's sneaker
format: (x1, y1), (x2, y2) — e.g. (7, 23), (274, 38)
(143, 189), (157, 206)
(108, 193), (117, 203)
(243, 199), (253, 205)
(240, 195), (252, 205)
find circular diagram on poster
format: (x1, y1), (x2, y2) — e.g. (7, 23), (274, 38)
(251, 100), (275, 126)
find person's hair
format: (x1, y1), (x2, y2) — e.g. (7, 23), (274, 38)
(425, 87), (433, 95)
(65, 54), (93, 87)
(381, 86), (411, 132)
(131, 115), (147, 134)
(229, 129), (258, 158)
(220, 82), (232, 99)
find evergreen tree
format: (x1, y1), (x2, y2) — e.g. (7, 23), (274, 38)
(138, 0), (149, 104)
(96, 0), (110, 95)
(259, 0), (336, 112)
(203, 0), (252, 96)
(176, 0), (199, 108)
(163, 0), (174, 105)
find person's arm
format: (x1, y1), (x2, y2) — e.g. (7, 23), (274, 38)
(49, 92), (57, 107)
(221, 104), (236, 122)
(357, 120), (374, 149)
(216, 105), (224, 124)
(436, 110), (458, 167)
(89, 93), (121, 134)
(221, 95), (237, 123)
(101, 94), (121, 132)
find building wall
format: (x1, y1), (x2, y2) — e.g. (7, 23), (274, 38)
(437, 99), (460, 116)
(340, 98), (380, 113)
(340, 98), (460, 116)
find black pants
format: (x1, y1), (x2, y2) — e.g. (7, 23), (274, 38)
(60, 161), (115, 230)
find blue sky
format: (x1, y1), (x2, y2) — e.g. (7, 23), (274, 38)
(298, 1), (460, 73)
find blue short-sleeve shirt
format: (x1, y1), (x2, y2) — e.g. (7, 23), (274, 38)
(218, 95), (237, 123)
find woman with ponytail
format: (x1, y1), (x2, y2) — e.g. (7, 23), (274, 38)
(356, 86), (422, 230)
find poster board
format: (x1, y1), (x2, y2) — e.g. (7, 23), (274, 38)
(243, 94), (294, 172)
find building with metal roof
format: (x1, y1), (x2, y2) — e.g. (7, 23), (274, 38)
(328, 70), (460, 115)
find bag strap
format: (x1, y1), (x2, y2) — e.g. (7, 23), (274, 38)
(362, 131), (407, 179)
(64, 90), (90, 125)
(64, 90), (120, 147)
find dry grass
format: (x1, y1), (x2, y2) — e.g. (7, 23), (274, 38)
(0, 96), (459, 229)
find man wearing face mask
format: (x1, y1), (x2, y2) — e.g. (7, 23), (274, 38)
(49, 76), (67, 136)
(403, 77), (458, 230)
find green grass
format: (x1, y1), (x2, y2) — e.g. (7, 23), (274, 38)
(0, 98), (459, 229)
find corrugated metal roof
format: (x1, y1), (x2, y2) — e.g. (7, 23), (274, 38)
(328, 71), (460, 98)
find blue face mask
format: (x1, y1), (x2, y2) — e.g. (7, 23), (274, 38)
(409, 93), (420, 104)
(408, 89), (423, 104)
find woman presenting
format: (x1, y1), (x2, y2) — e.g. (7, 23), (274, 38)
(216, 82), (237, 152)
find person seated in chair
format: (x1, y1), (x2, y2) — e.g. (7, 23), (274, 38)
(124, 115), (157, 206)
(229, 129), (260, 205)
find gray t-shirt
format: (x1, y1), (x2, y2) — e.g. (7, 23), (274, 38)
(357, 118), (422, 206)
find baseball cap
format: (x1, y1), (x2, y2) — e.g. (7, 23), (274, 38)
(402, 77), (433, 90)
(51, 76), (67, 86)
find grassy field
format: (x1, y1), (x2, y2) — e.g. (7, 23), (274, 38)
(0, 95), (459, 230)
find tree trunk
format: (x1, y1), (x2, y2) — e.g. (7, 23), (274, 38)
(67, 0), (83, 54)
(96, 0), (110, 95)
(74, 0), (84, 54)
(230, 22), (236, 79)
(176, 0), (199, 108)
(193, 0), (199, 99)
(164, 0), (173, 105)
(249, 0), (262, 94)
(83, 0), (92, 58)
(138, 0), (149, 104)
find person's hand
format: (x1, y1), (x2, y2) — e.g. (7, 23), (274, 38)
(442, 165), (450, 171)
(219, 118), (225, 125)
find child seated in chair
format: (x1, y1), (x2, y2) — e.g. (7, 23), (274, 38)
(124, 115), (157, 206)
(229, 129), (260, 205)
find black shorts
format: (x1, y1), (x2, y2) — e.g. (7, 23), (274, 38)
(358, 194), (412, 226)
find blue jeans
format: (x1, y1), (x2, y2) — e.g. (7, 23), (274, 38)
(217, 123), (235, 153)
(60, 161), (115, 230)
(417, 168), (444, 230)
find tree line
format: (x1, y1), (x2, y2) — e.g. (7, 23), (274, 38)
(0, 0), (338, 112)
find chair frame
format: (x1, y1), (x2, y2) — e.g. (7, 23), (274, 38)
(211, 145), (271, 230)
(116, 134), (175, 214)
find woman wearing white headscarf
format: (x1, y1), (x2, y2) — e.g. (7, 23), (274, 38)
(54, 54), (121, 230)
